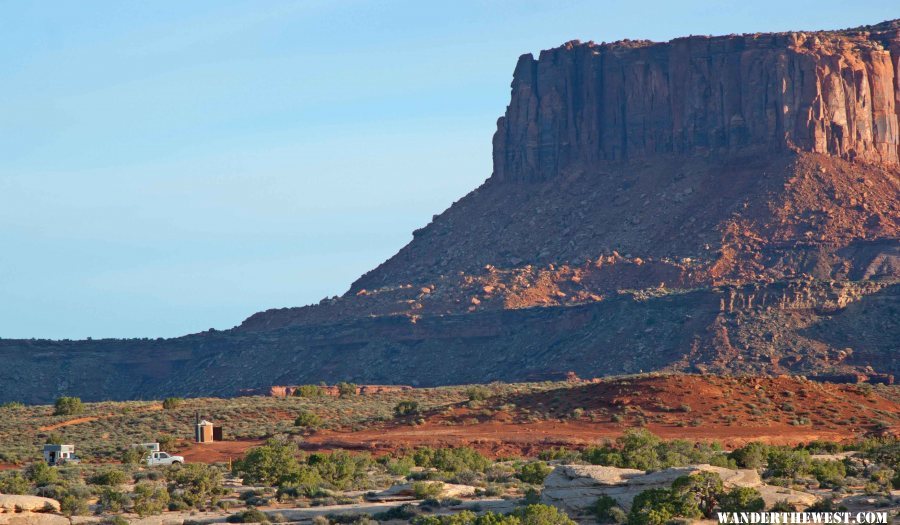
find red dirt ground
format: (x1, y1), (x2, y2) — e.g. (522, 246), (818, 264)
(179, 439), (265, 464)
(38, 416), (104, 431)
(171, 375), (900, 461)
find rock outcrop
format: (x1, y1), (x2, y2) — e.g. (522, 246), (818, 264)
(494, 20), (900, 182)
(541, 464), (817, 518)
(0, 495), (67, 525)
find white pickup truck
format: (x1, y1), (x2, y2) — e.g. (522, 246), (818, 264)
(145, 451), (185, 466)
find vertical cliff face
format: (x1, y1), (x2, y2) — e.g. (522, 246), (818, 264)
(493, 20), (900, 182)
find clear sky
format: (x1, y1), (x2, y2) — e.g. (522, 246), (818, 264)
(0, 1), (895, 339)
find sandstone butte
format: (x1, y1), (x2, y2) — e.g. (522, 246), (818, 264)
(0, 19), (898, 403)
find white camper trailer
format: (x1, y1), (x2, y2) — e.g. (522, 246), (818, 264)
(43, 444), (79, 466)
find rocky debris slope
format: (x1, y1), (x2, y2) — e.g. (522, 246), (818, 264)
(541, 464), (816, 518)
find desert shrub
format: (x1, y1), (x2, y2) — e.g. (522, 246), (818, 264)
(307, 450), (373, 490)
(380, 455), (416, 476)
(375, 503), (421, 521)
(162, 397), (184, 410)
(337, 382), (358, 397)
(132, 482), (169, 516)
(718, 486), (765, 512)
(766, 448), (811, 478)
(25, 461), (59, 486)
(810, 460), (847, 487)
(801, 440), (843, 454)
(233, 440), (302, 486)
(99, 516), (130, 525)
(0, 401), (24, 410)
(671, 472), (724, 517)
(582, 430), (726, 471)
(412, 447), (490, 473)
(413, 481), (444, 499)
(166, 463), (225, 509)
(53, 396), (84, 416)
(411, 505), (574, 525)
(44, 433), (64, 445)
(537, 447), (581, 462)
(97, 487), (128, 513)
(517, 461), (552, 485)
(729, 442), (769, 469)
(59, 488), (90, 516)
(294, 385), (325, 398)
(627, 487), (701, 525)
(466, 386), (491, 402)
(227, 508), (270, 523)
(523, 487), (542, 504)
(770, 500), (796, 512)
(807, 498), (848, 512)
(158, 434), (178, 452)
(294, 411), (323, 429)
(90, 468), (128, 486)
(593, 495), (627, 524)
(0, 472), (30, 494)
(511, 504), (577, 524)
(394, 400), (420, 417)
(121, 447), (146, 466)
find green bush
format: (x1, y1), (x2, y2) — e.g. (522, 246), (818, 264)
(592, 495), (627, 524)
(294, 411), (323, 429)
(233, 440), (302, 486)
(511, 504), (577, 524)
(810, 460), (847, 487)
(158, 434), (178, 452)
(307, 450), (373, 490)
(132, 482), (169, 517)
(227, 508), (270, 523)
(413, 481), (444, 499)
(99, 516), (130, 525)
(718, 486), (765, 512)
(729, 442), (770, 469)
(59, 489), (89, 517)
(394, 400), (420, 417)
(380, 455), (416, 476)
(627, 487), (701, 525)
(53, 396), (84, 416)
(162, 397), (184, 410)
(0, 401), (24, 410)
(0, 472), (31, 494)
(166, 463), (225, 509)
(89, 468), (128, 486)
(517, 462), (552, 485)
(97, 487), (128, 512)
(766, 448), (811, 478)
(337, 382), (358, 397)
(293, 385), (325, 398)
(412, 447), (491, 473)
(121, 447), (146, 466)
(411, 504), (575, 525)
(671, 472), (724, 518)
(582, 430), (728, 471)
(25, 461), (59, 486)
(466, 386), (491, 402)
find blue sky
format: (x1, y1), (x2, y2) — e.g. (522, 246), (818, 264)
(0, 1), (895, 339)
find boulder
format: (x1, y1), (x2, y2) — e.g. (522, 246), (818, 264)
(0, 495), (60, 513)
(0, 515), (70, 525)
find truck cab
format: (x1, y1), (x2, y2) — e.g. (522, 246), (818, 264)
(146, 451), (185, 466)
